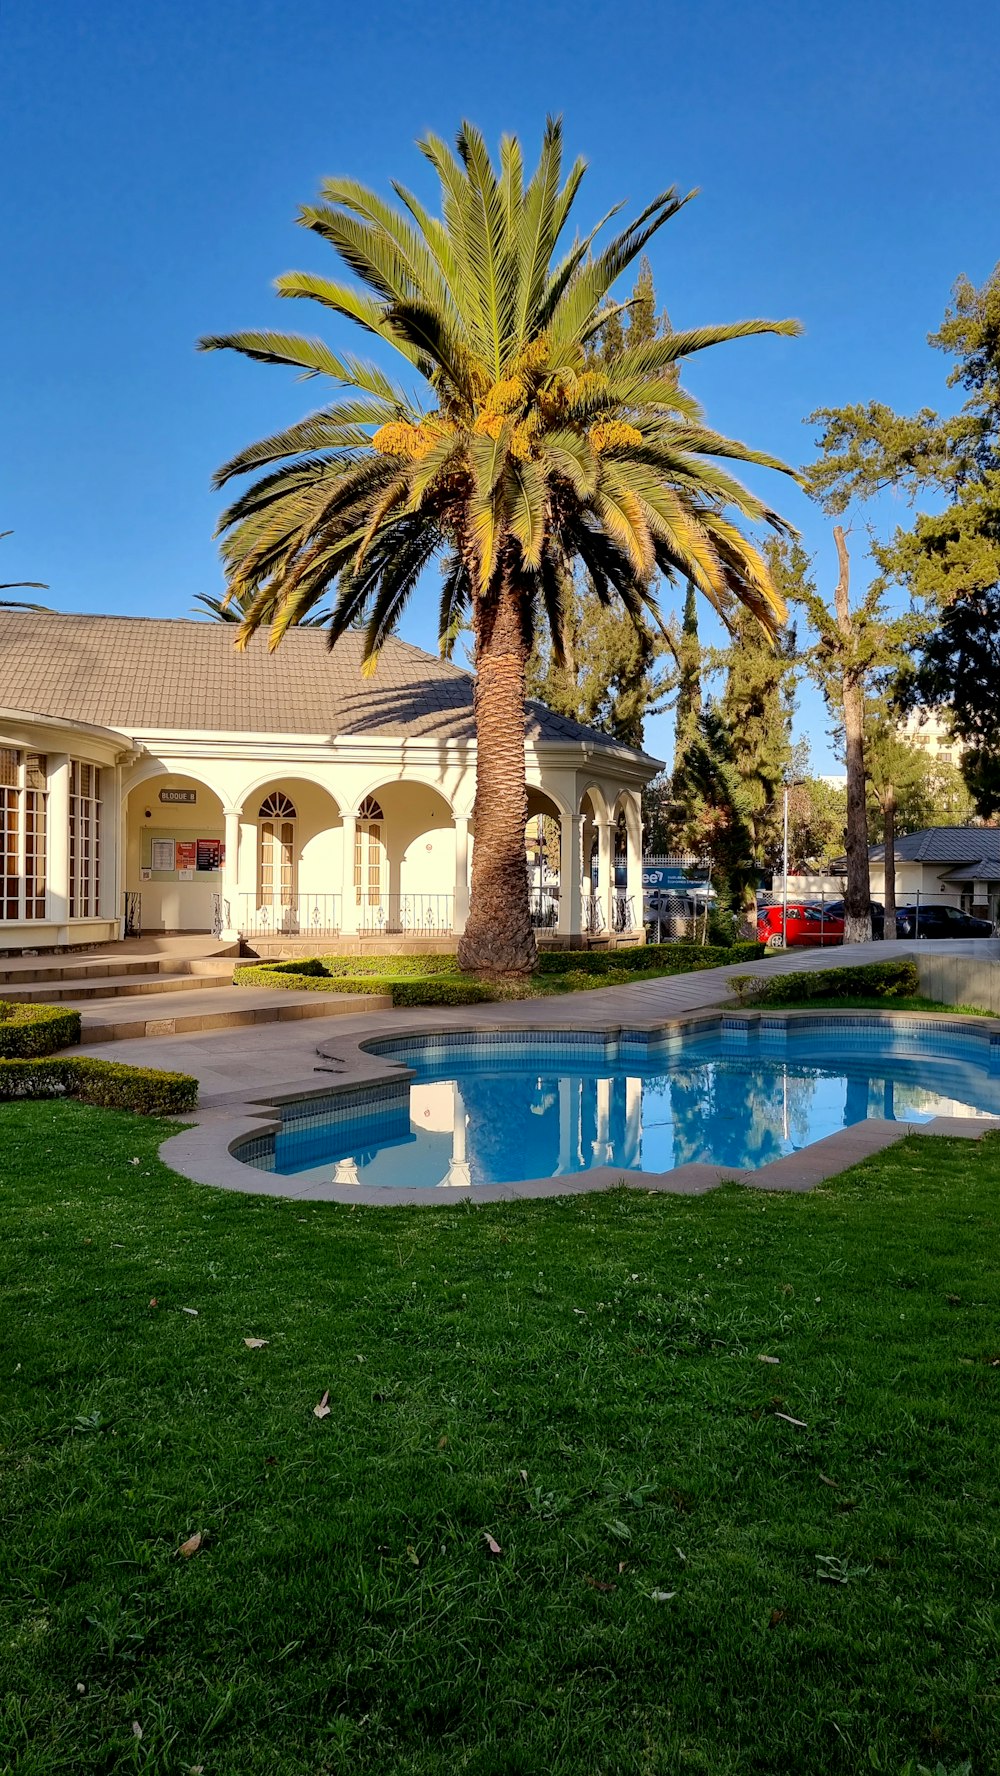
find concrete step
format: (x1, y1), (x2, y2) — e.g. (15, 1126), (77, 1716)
(3, 971), (235, 1004)
(0, 938), (239, 987)
(75, 986), (390, 1044)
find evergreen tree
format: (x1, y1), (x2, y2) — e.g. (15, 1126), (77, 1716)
(718, 597), (797, 881)
(808, 263), (1000, 813)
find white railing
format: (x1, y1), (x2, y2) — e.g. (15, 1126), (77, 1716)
(357, 894), (453, 936)
(238, 893), (341, 939)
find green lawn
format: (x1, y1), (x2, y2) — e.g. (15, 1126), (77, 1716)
(4, 1104), (999, 1775)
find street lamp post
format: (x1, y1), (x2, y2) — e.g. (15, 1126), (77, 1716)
(782, 784), (790, 944)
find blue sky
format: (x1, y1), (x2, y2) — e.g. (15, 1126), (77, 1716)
(2, 0), (998, 771)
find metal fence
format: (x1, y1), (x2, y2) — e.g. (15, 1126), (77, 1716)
(357, 894), (454, 936)
(757, 885), (998, 946)
(238, 893), (342, 939)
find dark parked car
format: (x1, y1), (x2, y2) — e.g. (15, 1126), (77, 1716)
(895, 904), (994, 939)
(810, 899), (885, 939)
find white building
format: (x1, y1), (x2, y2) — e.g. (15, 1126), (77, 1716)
(0, 613), (660, 953)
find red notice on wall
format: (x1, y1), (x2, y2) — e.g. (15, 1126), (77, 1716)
(174, 841), (197, 872)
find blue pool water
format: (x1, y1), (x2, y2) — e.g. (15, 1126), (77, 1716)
(236, 1020), (1000, 1189)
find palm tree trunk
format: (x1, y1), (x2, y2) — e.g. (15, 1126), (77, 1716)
(457, 569), (538, 977)
(834, 528), (872, 944)
(882, 785), (897, 941)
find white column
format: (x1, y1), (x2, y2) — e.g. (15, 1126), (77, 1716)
(625, 800), (643, 936)
(596, 819), (614, 934)
(340, 813), (358, 933)
(625, 1075), (642, 1169)
(557, 1077), (574, 1173)
(557, 814), (581, 937)
(453, 816), (470, 935)
(221, 808), (242, 939)
(47, 754), (70, 934)
(98, 761), (121, 927)
(592, 1076), (612, 1165)
(445, 1083), (471, 1187)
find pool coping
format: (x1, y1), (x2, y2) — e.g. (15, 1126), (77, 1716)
(158, 1005), (1000, 1204)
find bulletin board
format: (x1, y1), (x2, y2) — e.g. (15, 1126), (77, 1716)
(140, 827), (225, 882)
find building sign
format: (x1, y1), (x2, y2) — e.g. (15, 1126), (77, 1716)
(159, 788), (197, 804)
(643, 866), (709, 892)
(196, 838), (223, 872)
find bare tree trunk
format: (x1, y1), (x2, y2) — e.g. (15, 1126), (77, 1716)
(457, 569), (538, 978)
(882, 785), (897, 942)
(834, 527), (872, 944)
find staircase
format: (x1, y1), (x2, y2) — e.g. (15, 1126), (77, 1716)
(0, 937), (388, 1044)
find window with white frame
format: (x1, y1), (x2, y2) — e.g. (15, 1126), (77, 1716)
(0, 748), (48, 921)
(69, 760), (101, 918)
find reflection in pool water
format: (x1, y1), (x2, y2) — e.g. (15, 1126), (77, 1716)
(237, 1021), (1000, 1190)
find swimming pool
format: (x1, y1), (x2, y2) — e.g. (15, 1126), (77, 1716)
(233, 1017), (1000, 1190)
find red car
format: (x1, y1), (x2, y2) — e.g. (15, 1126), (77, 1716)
(756, 902), (844, 949)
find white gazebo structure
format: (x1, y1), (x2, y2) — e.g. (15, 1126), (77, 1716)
(0, 613), (661, 954)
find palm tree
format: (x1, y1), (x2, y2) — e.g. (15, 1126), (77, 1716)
(0, 531), (51, 611)
(200, 119), (800, 975)
(191, 588), (332, 624)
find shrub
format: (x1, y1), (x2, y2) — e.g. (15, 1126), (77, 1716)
(0, 1056), (197, 1114)
(235, 966), (399, 997)
(238, 954), (460, 981)
(536, 942), (763, 976)
(0, 1000), (81, 1057)
(728, 958), (921, 1007)
(390, 978), (494, 1007)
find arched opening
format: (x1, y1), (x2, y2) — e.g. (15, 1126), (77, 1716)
(123, 771), (226, 934)
(237, 777), (342, 939)
(525, 787), (564, 929)
(352, 781), (455, 935)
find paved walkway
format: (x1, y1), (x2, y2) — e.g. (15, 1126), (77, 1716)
(79, 937), (999, 1109)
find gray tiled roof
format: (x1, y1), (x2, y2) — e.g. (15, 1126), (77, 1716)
(865, 826), (1000, 865)
(0, 612), (656, 762)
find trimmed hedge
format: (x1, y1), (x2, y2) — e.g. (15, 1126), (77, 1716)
(0, 1056), (198, 1114)
(0, 999), (81, 1057)
(241, 954), (460, 979)
(391, 978), (494, 1007)
(536, 942), (765, 976)
(235, 963), (492, 1008)
(236, 966), (400, 998)
(728, 958), (921, 1007)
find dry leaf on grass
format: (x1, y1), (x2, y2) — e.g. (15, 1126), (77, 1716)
(483, 1533), (502, 1557)
(818, 1473), (839, 1489)
(177, 1532), (203, 1559)
(774, 1411), (807, 1427)
(148, 1298), (158, 1309)
(407, 1545), (420, 1567)
(585, 1576), (617, 1592)
(313, 1391), (331, 1419)
(243, 1338), (268, 1349)
(180, 1307), (198, 1317)
(650, 1590), (676, 1602)
(757, 1354), (780, 1364)
(437, 1434), (448, 1449)
(768, 1608), (786, 1628)
(132, 1720), (143, 1738)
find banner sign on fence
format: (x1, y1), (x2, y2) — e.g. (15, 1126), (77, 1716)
(642, 866), (709, 892)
